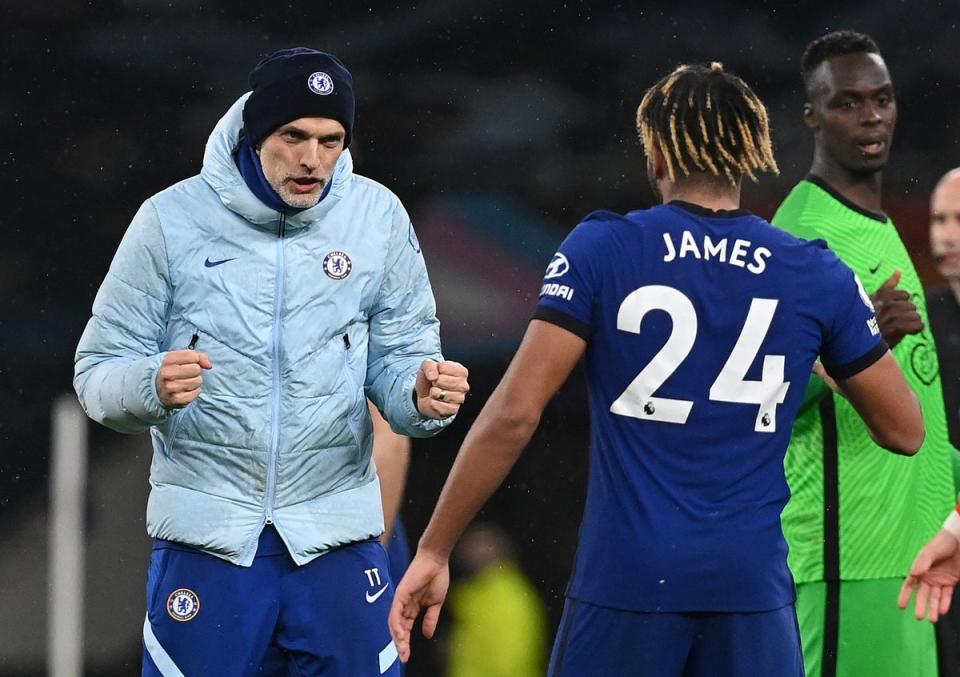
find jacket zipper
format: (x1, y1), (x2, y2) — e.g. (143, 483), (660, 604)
(264, 214), (287, 527)
(342, 334), (363, 449)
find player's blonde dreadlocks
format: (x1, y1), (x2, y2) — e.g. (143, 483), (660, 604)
(636, 62), (779, 186)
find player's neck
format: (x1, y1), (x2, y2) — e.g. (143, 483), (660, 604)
(661, 182), (741, 212)
(809, 155), (884, 214)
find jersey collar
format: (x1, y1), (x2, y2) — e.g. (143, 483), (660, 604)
(667, 200), (751, 219)
(805, 175), (889, 224)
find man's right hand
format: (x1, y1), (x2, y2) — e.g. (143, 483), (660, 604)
(389, 551), (451, 664)
(871, 270), (923, 349)
(898, 529), (960, 622)
(156, 350), (213, 409)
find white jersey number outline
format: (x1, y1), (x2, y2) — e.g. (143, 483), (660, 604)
(609, 285), (789, 432)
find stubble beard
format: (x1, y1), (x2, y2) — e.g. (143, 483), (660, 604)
(271, 177), (325, 209)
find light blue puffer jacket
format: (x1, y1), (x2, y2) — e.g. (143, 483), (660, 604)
(74, 95), (451, 566)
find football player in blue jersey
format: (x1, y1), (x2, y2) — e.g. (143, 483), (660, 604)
(389, 62), (924, 677)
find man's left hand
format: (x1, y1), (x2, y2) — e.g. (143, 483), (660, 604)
(415, 359), (469, 419)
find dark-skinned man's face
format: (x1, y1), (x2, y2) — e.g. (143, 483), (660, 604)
(803, 52), (897, 175)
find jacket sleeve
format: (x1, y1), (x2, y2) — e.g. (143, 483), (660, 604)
(73, 199), (174, 434)
(365, 200), (453, 438)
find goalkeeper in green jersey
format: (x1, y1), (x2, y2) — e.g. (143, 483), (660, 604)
(773, 30), (957, 677)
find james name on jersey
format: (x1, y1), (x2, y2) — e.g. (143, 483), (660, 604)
(540, 229), (772, 304)
(662, 230), (772, 275)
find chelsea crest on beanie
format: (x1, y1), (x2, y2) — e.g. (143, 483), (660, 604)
(242, 47), (355, 147)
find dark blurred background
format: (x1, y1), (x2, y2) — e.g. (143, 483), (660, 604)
(3, 1), (959, 674)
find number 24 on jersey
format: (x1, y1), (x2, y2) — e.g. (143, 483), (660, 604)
(610, 285), (791, 433)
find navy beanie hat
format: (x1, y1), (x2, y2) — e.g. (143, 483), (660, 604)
(242, 47), (355, 147)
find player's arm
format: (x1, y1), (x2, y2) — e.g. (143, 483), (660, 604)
(366, 201), (467, 436)
(816, 249), (923, 455)
(830, 351), (923, 455)
(804, 272), (923, 414)
(417, 319), (584, 557)
(74, 200), (202, 433)
(388, 319), (586, 661)
(369, 400), (411, 546)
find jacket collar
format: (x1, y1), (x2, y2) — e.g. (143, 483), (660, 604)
(200, 93), (354, 230)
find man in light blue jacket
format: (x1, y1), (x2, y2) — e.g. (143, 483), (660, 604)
(74, 47), (469, 677)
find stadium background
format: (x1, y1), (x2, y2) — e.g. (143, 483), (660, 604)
(3, 1), (959, 674)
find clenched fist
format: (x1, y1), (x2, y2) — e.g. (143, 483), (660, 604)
(156, 350), (213, 409)
(415, 359), (469, 419)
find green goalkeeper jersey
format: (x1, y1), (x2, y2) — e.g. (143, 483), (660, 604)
(773, 176), (955, 583)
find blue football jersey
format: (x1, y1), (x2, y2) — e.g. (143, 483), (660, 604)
(533, 201), (885, 613)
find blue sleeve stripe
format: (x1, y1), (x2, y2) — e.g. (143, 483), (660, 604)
(531, 306), (591, 341)
(824, 340), (888, 380)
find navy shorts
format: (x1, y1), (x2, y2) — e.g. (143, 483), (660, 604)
(142, 526), (400, 677)
(548, 597), (804, 677)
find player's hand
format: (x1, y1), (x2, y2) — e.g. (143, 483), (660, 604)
(389, 551), (450, 663)
(415, 359), (469, 419)
(871, 270), (923, 349)
(898, 529), (960, 622)
(156, 350), (213, 409)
